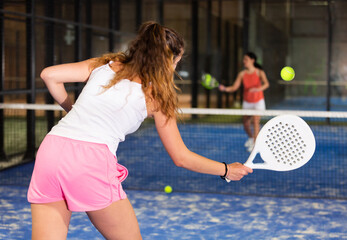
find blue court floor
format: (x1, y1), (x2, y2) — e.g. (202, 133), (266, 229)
(1, 185), (346, 240)
(1, 99), (346, 239)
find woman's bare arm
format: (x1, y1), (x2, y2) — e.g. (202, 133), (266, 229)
(40, 59), (95, 112)
(153, 111), (253, 181)
(219, 71), (243, 93)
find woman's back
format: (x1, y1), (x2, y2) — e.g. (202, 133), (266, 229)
(49, 63), (147, 155)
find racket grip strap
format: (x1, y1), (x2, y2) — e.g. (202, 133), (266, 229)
(220, 162), (229, 181)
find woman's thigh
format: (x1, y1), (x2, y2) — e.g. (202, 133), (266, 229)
(87, 198), (142, 240)
(31, 200), (71, 240)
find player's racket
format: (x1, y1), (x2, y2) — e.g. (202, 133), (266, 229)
(226, 115), (315, 182)
(201, 73), (219, 90)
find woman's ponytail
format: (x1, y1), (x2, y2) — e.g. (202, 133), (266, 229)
(95, 21), (185, 120)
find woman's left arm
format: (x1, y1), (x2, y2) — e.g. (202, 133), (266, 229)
(41, 59), (95, 112)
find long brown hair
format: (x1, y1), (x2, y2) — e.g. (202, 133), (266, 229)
(91, 21), (184, 119)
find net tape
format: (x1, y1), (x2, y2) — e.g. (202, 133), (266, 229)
(1, 103), (346, 119)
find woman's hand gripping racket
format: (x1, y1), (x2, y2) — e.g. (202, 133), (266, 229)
(226, 115), (315, 182)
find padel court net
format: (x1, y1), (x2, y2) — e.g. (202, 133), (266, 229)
(0, 104), (346, 200)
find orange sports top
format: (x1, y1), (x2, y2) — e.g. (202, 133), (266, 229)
(242, 70), (264, 103)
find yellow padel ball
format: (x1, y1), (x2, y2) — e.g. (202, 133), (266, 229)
(281, 66), (295, 81)
(164, 185), (172, 194)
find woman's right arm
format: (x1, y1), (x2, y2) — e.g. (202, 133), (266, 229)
(40, 59), (95, 112)
(219, 71), (243, 93)
(153, 110), (252, 181)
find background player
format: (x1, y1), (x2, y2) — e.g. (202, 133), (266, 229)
(219, 52), (270, 152)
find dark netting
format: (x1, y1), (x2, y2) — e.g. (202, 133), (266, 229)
(1, 105), (346, 200)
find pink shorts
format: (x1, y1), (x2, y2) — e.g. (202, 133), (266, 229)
(27, 135), (128, 212)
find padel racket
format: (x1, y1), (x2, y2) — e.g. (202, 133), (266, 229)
(226, 115), (315, 182)
(201, 73), (219, 90)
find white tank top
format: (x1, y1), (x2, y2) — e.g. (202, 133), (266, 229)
(49, 62), (147, 156)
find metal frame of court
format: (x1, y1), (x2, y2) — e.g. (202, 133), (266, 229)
(0, 0), (225, 164)
(0, 0), (141, 163)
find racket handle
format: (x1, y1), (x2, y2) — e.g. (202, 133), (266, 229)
(243, 147), (258, 169)
(243, 161), (252, 168)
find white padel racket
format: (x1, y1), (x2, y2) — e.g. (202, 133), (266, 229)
(226, 115), (315, 182)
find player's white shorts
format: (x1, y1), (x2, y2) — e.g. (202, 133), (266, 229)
(242, 99), (266, 110)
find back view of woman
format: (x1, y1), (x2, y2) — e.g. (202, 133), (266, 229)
(28, 22), (252, 239)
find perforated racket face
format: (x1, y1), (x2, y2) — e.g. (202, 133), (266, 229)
(244, 115), (316, 171)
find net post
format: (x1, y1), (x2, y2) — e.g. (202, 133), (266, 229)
(0, 109), (7, 161)
(24, 109), (36, 160)
(223, 21), (230, 108)
(24, 0), (36, 161)
(326, 0), (332, 124)
(191, 0), (199, 110)
(0, 1), (7, 161)
(74, 0), (84, 99)
(108, 0), (121, 53)
(157, 0), (164, 25)
(135, 0), (142, 31)
(204, 0), (212, 108)
(44, 0), (55, 132)
(216, 0), (223, 109)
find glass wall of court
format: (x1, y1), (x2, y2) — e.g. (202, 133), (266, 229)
(1, 0), (347, 168)
(1, 0), (347, 109)
(247, 0), (347, 111)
